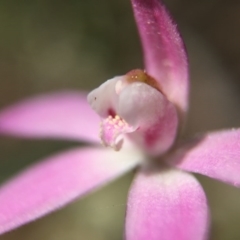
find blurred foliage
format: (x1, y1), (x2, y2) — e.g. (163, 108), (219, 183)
(0, 0), (240, 239)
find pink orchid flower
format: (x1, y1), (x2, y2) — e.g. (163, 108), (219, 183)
(0, 0), (239, 239)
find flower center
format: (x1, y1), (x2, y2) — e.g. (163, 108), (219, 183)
(99, 114), (135, 151)
(87, 69), (178, 155)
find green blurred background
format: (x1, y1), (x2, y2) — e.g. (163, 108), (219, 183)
(0, 0), (240, 239)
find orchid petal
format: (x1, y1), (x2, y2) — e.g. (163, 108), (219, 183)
(0, 147), (141, 235)
(171, 129), (240, 187)
(0, 91), (99, 143)
(125, 167), (209, 240)
(131, 0), (189, 114)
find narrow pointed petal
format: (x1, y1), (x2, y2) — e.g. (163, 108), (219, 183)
(125, 167), (209, 240)
(0, 147), (141, 235)
(171, 129), (240, 187)
(131, 0), (189, 113)
(0, 91), (99, 143)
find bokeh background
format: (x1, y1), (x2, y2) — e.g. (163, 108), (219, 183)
(0, 0), (240, 239)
